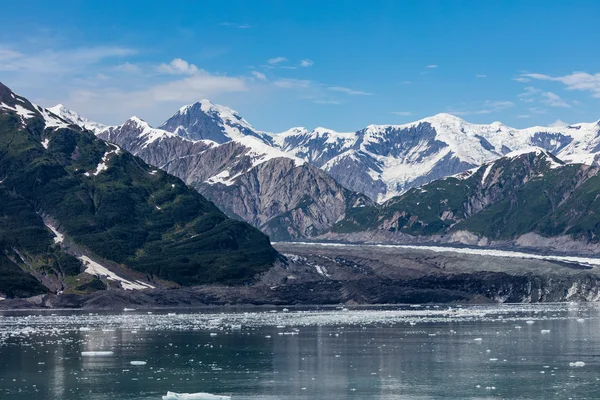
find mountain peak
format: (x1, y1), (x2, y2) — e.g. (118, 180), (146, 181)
(159, 99), (258, 143)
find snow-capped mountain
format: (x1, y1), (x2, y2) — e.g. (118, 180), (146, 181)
(97, 116), (371, 240)
(158, 99), (263, 143)
(47, 104), (106, 133)
(57, 99), (600, 237)
(266, 113), (600, 202)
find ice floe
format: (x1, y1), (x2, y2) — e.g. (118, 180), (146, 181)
(162, 392), (231, 400)
(81, 351), (114, 356)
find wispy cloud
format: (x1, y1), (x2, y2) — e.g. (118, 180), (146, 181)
(517, 114), (531, 119)
(476, 74), (487, 78)
(451, 100), (514, 116)
(267, 56), (287, 65)
(391, 111), (413, 116)
(300, 59), (314, 67)
(328, 86), (372, 96)
(520, 71), (600, 98)
(157, 58), (198, 75)
(220, 22), (252, 29)
(528, 107), (547, 114)
(518, 86), (571, 107)
(273, 78), (313, 89)
(513, 77), (530, 83)
(542, 91), (570, 108)
(251, 71), (267, 81)
(114, 62), (141, 74)
(0, 45), (136, 74)
(314, 99), (341, 105)
(425, 64), (438, 69)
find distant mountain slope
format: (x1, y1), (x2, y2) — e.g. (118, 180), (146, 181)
(0, 82), (277, 298)
(98, 119), (372, 240)
(333, 149), (600, 249)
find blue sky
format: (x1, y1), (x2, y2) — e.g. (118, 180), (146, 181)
(1, 0), (600, 132)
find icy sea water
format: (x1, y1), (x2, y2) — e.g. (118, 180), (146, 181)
(1, 304), (600, 399)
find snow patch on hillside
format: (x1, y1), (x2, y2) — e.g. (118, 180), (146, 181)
(80, 256), (155, 290)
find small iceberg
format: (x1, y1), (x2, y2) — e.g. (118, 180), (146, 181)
(81, 351), (114, 356)
(569, 361), (586, 367)
(162, 392), (231, 400)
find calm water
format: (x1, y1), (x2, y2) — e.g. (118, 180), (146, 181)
(0, 304), (599, 399)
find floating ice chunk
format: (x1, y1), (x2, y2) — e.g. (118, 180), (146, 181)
(473, 338), (483, 341)
(577, 318), (585, 323)
(162, 392), (231, 400)
(526, 320), (535, 324)
(541, 330), (551, 334)
(130, 361), (147, 366)
(81, 351), (114, 356)
(569, 361), (586, 367)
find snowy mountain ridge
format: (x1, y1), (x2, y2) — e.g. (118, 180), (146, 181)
(52, 102), (600, 203)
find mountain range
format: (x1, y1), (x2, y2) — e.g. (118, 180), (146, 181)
(51, 96), (600, 243)
(5, 79), (600, 303)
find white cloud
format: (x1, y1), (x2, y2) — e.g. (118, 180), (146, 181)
(549, 119), (569, 127)
(157, 58), (198, 75)
(300, 59), (314, 67)
(476, 74), (487, 78)
(391, 111), (413, 116)
(328, 86), (372, 96)
(517, 114), (531, 119)
(267, 56), (287, 65)
(425, 64), (438, 69)
(251, 71), (267, 81)
(62, 71), (248, 123)
(521, 71), (600, 98)
(513, 77), (531, 83)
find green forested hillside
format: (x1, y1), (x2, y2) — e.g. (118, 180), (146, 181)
(0, 82), (277, 297)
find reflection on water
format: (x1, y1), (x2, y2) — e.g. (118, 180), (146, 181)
(1, 304), (600, 399)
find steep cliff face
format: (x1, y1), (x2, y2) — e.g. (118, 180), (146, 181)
(197, 157), (371, 240)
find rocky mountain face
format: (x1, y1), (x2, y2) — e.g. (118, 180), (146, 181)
(331, 149), (600, 251)
(98, 119), (372, 240)
(0, 82), (277, 299)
